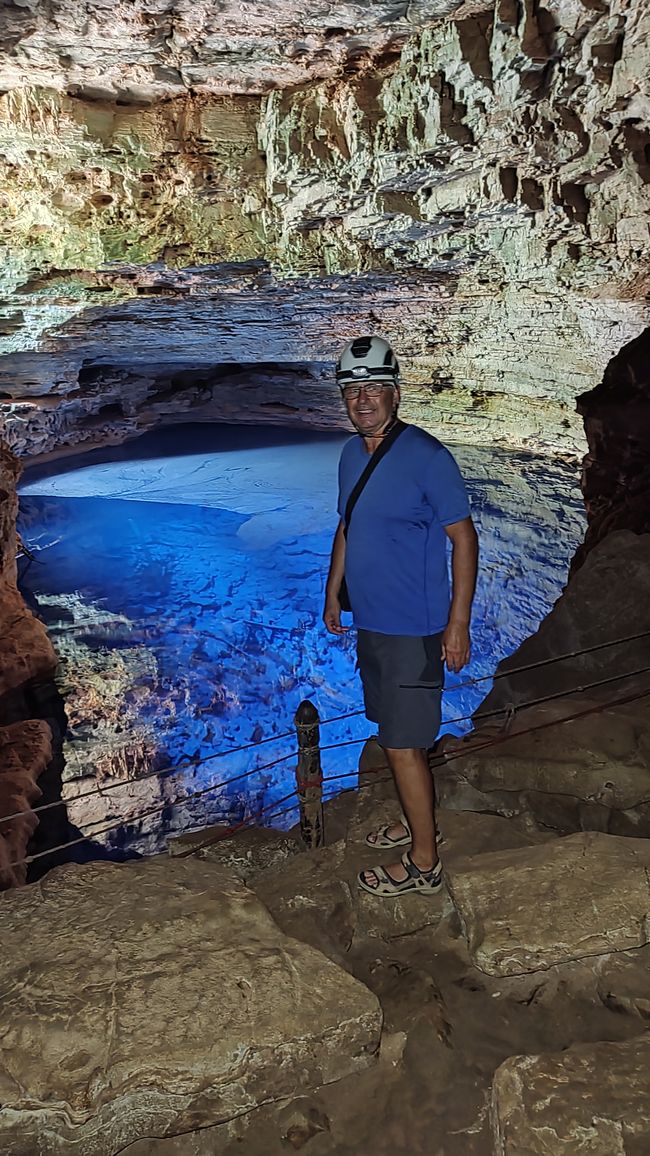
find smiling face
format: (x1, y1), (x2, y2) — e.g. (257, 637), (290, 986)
(343, 380), (400, 437)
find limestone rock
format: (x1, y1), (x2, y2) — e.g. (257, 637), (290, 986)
(491, 1034), (650, 1154)
(477, 530), (650, 720)
(0, 441), (21, 585)
(0, 2), (472, 99)
(573, 326), (650, 573)
(253, 840), (357, 961)
(168, 823), (302, 883)
(0, 584), (58, 697)
(438, 690), (650, 833)
(0, 857), (382, 1156)
(1, 1), (649, 461)
(0, 442), (57, 694)
(445, 831), (650, 976)
(0, 718), (52, 889)
(436, 807), (555, 857)
(0, 439), (58, 888)
(440, 531), (650, 832)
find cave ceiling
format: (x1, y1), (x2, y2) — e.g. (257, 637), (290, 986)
(0, 0), (649, 460)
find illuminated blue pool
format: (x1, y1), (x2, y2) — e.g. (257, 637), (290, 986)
(18, 424), (585, 855)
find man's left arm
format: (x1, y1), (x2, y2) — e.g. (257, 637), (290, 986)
(442, 517), (479, 673)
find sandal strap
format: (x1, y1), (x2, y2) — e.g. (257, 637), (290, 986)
(401, 851), (442, 883)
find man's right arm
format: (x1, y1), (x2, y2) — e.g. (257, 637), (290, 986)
(323, 520), (348, 635)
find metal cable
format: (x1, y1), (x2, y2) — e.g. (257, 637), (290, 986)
(11, 682), (650, 872)
(0, 735), (370, 827)
(3, 655), (650, 828)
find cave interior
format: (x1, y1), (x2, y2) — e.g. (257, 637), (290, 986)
(1, 1), (650, 1154)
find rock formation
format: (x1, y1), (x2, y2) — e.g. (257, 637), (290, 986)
(0, 442), (57, 884)
(0, 2), (650, 1150)
(1, 0), (649, 459)
(572, 325), (650, 572)
(0, 856), (382, 1155)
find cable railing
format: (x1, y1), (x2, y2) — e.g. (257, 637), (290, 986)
(2, 628), (649, 831)
(7, 679), (650, 873)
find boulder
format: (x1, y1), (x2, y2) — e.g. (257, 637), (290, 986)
(491, 1034), (650, 1154)
(445, 831), (650, 976)
(0, 857), (382, 1155)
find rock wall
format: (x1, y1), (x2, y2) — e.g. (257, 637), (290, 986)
(0, 441), (57, 887)
(1, 1), (649, 460)
(572, 325), (650, 573)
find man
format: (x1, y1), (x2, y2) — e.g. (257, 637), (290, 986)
(323, 336), (478, 897)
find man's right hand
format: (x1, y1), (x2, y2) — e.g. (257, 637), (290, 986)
(323, 595), (348, 635)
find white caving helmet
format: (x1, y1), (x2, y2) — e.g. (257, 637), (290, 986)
(336, 336), (400, 390)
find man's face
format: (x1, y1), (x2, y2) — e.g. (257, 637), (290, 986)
(343, 380), (399, 437)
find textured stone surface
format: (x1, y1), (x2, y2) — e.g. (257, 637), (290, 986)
(438, 689), (650, 833)
(0, 583), (58, 697)
(254, 840), (358, 962)
(437, 530), (650, 830)
(1, 2), (649, 460)
(0, 2), (475, 98)
(573, 326), (650, 574)
(446, 831), (650, 977)
(0, 719), (52, 889)
(0, 442), (57, 694)
(0, 440), (57, 889)
(491, 1034), (650, 1155)
(0, 857), (382, 1156)
(168, 824), (302, 882)
(478, 530), (650, 716)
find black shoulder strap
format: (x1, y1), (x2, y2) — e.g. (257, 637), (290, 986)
(343, 420), (406, 535)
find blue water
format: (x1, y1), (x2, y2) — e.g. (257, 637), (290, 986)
(18, 424), (586, 854)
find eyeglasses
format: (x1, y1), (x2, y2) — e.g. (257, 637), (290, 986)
(340, 382), (395, 400)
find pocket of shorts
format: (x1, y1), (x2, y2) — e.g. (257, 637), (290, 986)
(416, 635), (444, 687)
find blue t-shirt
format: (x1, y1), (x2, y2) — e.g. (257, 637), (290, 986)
(337, 425), (471, 636)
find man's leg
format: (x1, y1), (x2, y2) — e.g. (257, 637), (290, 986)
(358, 630), (442, 888)
(387, 746), (437, 871)
(361, 746), (438, 886)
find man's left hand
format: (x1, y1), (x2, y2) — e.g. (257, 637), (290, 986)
(441, 622), (471, 672)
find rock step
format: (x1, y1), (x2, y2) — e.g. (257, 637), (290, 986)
(0, 858), (382, 1156)
(492, 1034), (650, 1154)
(445, 830), (650, 977)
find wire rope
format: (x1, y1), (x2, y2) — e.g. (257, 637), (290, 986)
(3, 657), (650, 828)
(8, 683), (650, 872)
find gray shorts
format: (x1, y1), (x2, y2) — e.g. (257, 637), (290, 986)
(356, 629), (444, 750)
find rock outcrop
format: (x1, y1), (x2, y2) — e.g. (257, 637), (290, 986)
(446, 830), (650, 976)
(492, 1035), (650, 1154)
(438, 530), (650, 833)
(0, 441), (58, 888)
(572, 325), (650, 573)
(144, 755), (650, 1155)
(0, 856), (382, 1156)
(0, 719), (52, 889)
(0, 442), (56, 691)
